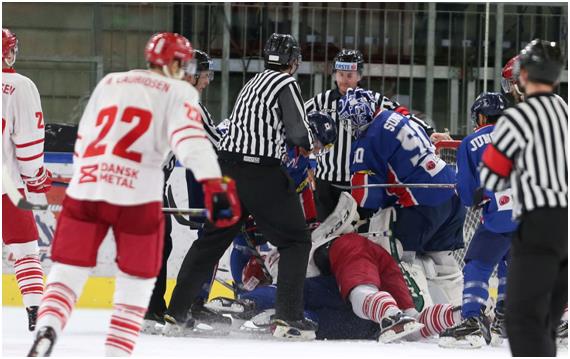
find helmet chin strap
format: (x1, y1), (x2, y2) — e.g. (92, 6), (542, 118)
(514, 83), (525, 100)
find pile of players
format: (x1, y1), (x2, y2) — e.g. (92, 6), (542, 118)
(2, 26), (567, 358)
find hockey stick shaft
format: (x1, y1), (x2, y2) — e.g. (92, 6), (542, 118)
(332, 183), (456, 190)
(3, 169), (210, 216)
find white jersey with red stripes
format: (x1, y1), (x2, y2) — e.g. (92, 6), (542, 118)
(2, 68), (46, 194)
(67, 69), (221, 205)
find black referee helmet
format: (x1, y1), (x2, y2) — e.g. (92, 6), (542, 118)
(518, 39), (564, 85)
(263, 33), (301, 68)
(333, 49), (364, 74)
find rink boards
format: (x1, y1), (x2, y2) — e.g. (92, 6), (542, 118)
(2, 152), (234, 307)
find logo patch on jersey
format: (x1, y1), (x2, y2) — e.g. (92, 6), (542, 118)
(79, 164), (98, 184)
(499, 195), (510, 206)
(426, 160), (436, 171)
(335, 61), (358, 71)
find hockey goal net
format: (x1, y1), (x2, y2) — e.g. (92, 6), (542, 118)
(435, 140), (483, 268)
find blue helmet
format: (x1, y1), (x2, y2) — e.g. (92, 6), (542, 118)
(470, 92), (507, 126)
(337, 87), (375, 138)
(308, 110), (337, 156)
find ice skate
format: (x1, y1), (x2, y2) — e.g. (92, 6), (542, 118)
(490, 308), (506, 346)
(557, 320), (568, 348)
(240, 309), (274, 335)
(439, 315), (491, 349)
(141, 312), (165, 335)
(377, 312), (424, 343)
(191, 298), (233, 331)
(205, 297), (257, 319)
(28, 326), (57, 357)
(271, 317), (317, 340)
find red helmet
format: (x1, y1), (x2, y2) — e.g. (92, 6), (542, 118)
(2, 28), (18, 63)
(144, 32), (193, 67)
(501, 55), (520, 93)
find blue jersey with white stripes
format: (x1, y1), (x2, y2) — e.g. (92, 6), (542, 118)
(350, 110), (456, 209)
(456, 125), (518, 233)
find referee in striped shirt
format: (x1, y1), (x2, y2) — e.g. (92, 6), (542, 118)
(480, 39), (567, 356)
(305, 49), (448, 220)
(165, 33), (317, 339)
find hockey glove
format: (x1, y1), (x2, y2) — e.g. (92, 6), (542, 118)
(21, 166), (52, 193)
(201, 176), (241, 228)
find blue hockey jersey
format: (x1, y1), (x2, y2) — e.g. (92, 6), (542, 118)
(456, 125), (518, 233)
(350, 110), (456, 209)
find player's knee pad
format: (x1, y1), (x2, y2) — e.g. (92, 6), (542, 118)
(8, 241), (39, 260)
(114, 270), (156, 308)
(47, 263), (90, 298)
(421, 251), (463, 306)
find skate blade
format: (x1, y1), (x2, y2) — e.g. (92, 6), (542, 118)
(162, 322), (230, 338)
(379, 322), (424, 343)
(271, 325), (316, 341)
(438, 335), (486, 349)
(28, 337), (53, 357)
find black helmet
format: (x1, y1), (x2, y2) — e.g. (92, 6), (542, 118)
(518, 39), (564, 85)
(263, 33), (301, 68)
(333, 49), (364, 74)
(193, 49), (212, 72)
(191, 49), (214, 81)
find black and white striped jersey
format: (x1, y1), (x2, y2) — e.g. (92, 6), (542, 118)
(198, 102), (221, 149)
(305, 88), (434, 182)
(219, 69), (312, 163)
(480, 92), (568, 218)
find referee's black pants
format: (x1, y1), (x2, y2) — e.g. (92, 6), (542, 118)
(506, 207), (567, 356)
(146, 193), (173, 317)
(166, 160), (311, 322)
(314, 178), (350, 221)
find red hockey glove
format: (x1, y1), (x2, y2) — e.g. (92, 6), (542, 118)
(21, 166), (52, 193)
(201, 176), (241, 228)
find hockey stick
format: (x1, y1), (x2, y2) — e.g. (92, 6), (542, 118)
(332, 183), (456, 190)
(166, 185), (203, 229)
(2, 165), (210, 216)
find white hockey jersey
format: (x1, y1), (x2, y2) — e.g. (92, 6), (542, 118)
(66, 69), (221, 205)
(2, 68), (46, 194)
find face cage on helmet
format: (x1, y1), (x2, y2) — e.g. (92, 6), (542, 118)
(501, 77), (515, 94)
(195, 70), (214, 82)
(4, 45), (18, 67)
(312, 138), (334, 158)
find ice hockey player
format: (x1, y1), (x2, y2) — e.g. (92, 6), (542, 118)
(27, 32), (240, 357)
(339, 87), (466, 309)
(212, 193), (463, 343)
(2, 27), (52, 332)
(438, 92), (517, 349)
(305, 48), (446, 221)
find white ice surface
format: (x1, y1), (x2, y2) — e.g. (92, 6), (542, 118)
(2, 306), (567, 358)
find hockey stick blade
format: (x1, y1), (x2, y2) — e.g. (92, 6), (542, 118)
(332, 183), (456, 190)
(166, 185), (203, 229)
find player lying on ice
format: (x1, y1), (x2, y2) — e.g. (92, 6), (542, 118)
(208, 192), (463, 343)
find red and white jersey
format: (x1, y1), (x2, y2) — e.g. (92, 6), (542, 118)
(67, 69), (221, 205)
(2, 68), (46, 194)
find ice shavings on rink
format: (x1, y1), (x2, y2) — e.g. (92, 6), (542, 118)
(4, 307), (567, 358)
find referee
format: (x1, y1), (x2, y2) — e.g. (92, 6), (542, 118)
(305, 49), (442, 220)
(480, 39), (567, 356)
(164, 33), (317, 339)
